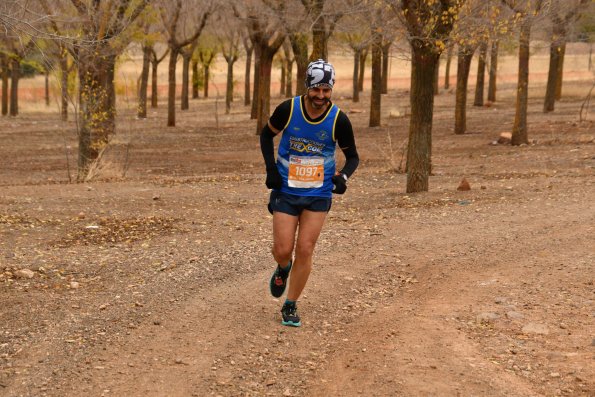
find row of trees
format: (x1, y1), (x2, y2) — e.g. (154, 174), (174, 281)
(0, 0), (593, 191)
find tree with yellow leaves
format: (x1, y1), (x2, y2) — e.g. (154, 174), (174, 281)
(395, 0), (465, 192)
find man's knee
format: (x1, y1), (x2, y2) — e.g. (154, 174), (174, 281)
(272, 242), (293, 261)
(294, 241), (316, 259)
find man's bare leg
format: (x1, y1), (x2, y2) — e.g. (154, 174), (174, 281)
(272, 212), (298, 266)
(286, 210), (327, 301)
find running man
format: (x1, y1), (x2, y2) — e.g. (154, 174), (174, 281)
(260, 59), (359, 327)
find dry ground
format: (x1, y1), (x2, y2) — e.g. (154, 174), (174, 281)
(1, 60), (594, 397)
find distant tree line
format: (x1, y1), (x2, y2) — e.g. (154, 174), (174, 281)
(0, 0), (593, 190)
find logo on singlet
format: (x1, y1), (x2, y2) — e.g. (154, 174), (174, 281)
(289, 137), (324, 154)
(316, 130), (328, 140)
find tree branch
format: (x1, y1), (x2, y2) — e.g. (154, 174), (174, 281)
(69, 0), (88, 15)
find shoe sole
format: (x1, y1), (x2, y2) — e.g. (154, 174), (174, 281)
(281, 320), (301, 327)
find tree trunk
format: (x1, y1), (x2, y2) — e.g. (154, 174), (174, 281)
(106, 55), (116, 117)
(381, 42), (390, 94)
(407, 47), (438, 193)
(167, 48), (179, 127)
(512, 19), (531, 146)
(488, 40), (498, 102)
(358, 49), (368, 92)
(555, 42), (565, 101)
(45, 70), (50, 106)
(59, 52), (68, 121)
(290, 33), (308, 96)
(77, 53), (116, 180)
(251, 45), (261, 119)
(444, 45), (452, 90)
(369, 42), (382, 127)
(244, 46), (252, 106)
(9, 58), (19, 116)
(1, 55), (8, 116)
(280, 60), (286, 97)
(454, 46), (474, 135)
(138, 45), (150, 118)
(433, 54), (440, 95)
(543, 37), (560, 112)
(192, 59), (199, 99)
(473, 42), (487, 106)
(203, 65), (209, 98)
(181, 53), (191, 110)
(225, 58), (235, 114)
(256, 47), (276, 133)
(311, 17), (328, 61)
(150, 56), (159, 108)
(353, 49), (360, 102)
(285, 58), (293, 97)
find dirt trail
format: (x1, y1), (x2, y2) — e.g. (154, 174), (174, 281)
(3, 173), (593, 397)
(1, 78), (594, 396)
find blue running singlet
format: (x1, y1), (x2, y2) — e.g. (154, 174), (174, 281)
(276, 96), (340, 198)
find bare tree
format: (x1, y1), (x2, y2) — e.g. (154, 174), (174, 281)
(197, 42), (217, 99)
(222, 37), (240, 113)
(340, 29), (371, 102)
(370, 31), (382, 127)
(543, 0), (589, 112)
(138, 40), (151, 118)
(487, 39), (498, 101)
(136, 21), (155, 119)
(358, 46), (368, 93)
(191, 51), (201, 99)
(502, 0), (546, 145)
(454, 44), (476, 134)
(1, 35), (35, 116)
(473, 42), (487, 106)
(444, 45), (453, 89)
(33, 3), (74, 121)
(269, 2), (310, 97)
(381, 39), (392, 95)
(300, 0), (344, 61)
(452, 0), (497, 135)
(369, 4), (384, 127)
(0, 52), (8, 115)
(241, 32), (253, 105)
(180, 39), (200, 110)
(234, 1), (287, 133)
(150, 46), (168, 107)
(38, 0), (152, 180)
(137, 15), (164, 118)
(282, 39), (295, 97)
(159, 0), (211, 126)
(214, 10), (242, 114)
(396, 0), (463, 193)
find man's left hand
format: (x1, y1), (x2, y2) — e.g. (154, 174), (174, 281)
(332, 173), (347, 194)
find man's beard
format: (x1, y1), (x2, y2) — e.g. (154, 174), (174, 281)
(309, 95), (330, 109)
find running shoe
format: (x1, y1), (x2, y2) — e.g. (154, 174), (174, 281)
(281, 302), (301, 327)
(269, 261), (292, 298)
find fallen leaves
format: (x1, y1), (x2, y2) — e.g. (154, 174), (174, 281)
(52, 216), (180, 248)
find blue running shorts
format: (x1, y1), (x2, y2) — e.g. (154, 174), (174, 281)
(268, 191), (332, 216)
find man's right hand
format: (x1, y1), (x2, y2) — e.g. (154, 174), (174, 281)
(265, 167), (283, 190)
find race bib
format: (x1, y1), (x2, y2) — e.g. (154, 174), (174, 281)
(288, 156), (324, 188)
